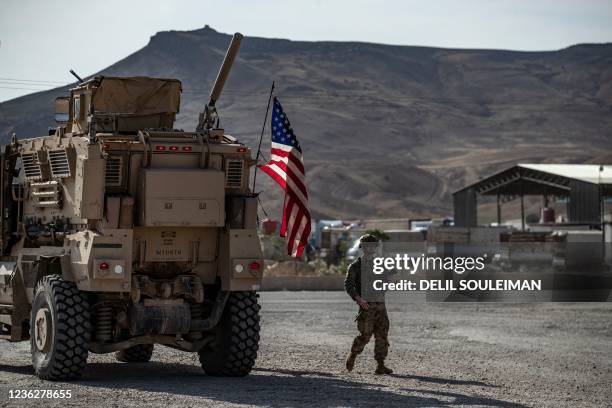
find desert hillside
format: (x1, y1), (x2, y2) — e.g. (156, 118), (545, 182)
(1, 26), (610, 220)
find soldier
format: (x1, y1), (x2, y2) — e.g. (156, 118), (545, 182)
(344, 234), (393, 375)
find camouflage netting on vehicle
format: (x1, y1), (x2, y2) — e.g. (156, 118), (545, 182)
(92, 76), (182, 115)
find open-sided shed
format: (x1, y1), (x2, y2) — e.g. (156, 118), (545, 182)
(454, 164), (612, 228)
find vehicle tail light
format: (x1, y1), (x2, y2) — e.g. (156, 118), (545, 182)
(99, 262), (110, 271)
(237, 147), (248, 153)
(154, 145), (193, 152)
(249, 261), (261, 271)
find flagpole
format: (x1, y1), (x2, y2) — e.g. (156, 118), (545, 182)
(252, 81), (275, 192)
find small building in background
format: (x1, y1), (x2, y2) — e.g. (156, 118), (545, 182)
(453, 164), (611, 230)
(450, 163), (612, 272)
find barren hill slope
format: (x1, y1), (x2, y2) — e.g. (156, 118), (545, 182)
(1, 26), (611, 219)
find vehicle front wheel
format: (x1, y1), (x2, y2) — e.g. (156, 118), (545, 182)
(30, 275), (91, 380)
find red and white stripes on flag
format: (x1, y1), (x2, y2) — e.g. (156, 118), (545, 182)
(258, 97), (311, 257)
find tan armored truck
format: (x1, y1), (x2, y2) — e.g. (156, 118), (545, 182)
(0, 33), (265, 380)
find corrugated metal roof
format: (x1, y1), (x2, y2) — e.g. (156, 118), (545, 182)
(454, 163), (612, 196)
(453, 163), (609, 226)
(519, 164), (612, 185)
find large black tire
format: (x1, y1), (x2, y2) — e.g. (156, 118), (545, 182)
(115, 344), (154, 363)
(198, 291), (260, 376)
(30, 275), (91, 380)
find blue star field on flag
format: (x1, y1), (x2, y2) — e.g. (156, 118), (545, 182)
(271, 97), (302, 153)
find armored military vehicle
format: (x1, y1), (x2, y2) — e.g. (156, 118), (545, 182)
(0, 33), (264, 380)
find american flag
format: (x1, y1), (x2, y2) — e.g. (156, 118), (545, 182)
(259, 97), (311, 257)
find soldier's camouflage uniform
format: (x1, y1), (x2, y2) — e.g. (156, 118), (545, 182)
(345, 257), (389, 363)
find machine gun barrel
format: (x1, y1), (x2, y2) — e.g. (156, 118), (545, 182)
(209, 32), (243, 107)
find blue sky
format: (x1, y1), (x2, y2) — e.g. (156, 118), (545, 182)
(1, 0), (611, 102)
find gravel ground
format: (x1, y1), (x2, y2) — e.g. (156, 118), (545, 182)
(0, 291), (610, 407)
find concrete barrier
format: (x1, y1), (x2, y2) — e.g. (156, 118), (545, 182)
(261, 276), (345, 291)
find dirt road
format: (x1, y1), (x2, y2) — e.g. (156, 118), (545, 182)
(0, 292), (610, 407)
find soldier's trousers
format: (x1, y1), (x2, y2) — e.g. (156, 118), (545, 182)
(350, 302), (389, 362)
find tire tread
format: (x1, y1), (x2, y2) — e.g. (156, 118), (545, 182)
(31, 275), (91, 381)
(199, 291), (260, 377)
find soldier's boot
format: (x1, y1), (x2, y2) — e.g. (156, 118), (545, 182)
(375, 361), (393, 375)
(345, 352), (358, 372)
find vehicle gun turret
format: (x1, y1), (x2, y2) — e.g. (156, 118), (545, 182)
(197, 32), (243, 131)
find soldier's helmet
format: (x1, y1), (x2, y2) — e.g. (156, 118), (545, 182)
(358, 234), (378, 248)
